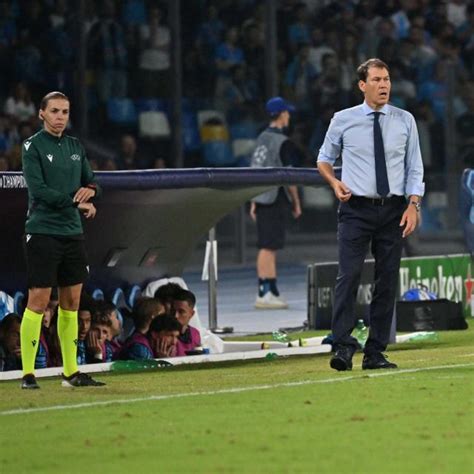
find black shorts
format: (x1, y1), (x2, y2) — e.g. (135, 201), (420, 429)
(24, 234), (89, 288)
(256, 191), (290, 250)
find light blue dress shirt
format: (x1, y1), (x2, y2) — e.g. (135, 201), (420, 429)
(317, 101), (425, 198)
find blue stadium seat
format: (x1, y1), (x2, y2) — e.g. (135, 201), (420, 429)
(135, 98), (168, 114)
(13, 291), (25, 315)
(202, 141), (235, 167)
(107, 98), (138, 125)
(92, 288), (105, 301)
(111, 287), (127, 309)
(0, 291), (14, 321)
(229, 120), (259, 140)
(182, 111), (201, 152)
(121, 0), (147, 25)
(126, 285), (142, 310)
(181, 97), (195, 112)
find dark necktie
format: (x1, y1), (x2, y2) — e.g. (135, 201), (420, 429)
(373, 112), (390, 197)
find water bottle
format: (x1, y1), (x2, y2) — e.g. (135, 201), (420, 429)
(272, 330), (291, 343)
(111, 359), (173, 372)
(265, 352), (278, 360)
(354, 319), (368, 348)
(406, 331), (439, 343)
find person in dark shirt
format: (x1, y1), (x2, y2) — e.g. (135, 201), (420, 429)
(20, 91), (104, 389)
(250, 97), (302, 309)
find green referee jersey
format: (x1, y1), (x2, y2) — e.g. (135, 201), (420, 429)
(22, 128), (101, 236)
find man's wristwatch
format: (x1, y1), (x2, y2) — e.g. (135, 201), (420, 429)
(410, 201), (421, 212)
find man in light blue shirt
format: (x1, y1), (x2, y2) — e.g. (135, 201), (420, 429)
(317, 58), (424, 372)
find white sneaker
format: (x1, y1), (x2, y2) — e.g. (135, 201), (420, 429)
(255, 292), (288, 309)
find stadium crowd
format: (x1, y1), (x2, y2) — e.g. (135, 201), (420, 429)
(0, 0), (472, 170)
(0, 283), (202, 371)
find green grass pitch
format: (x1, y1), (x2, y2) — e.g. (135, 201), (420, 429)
(1, 324), (473, 474)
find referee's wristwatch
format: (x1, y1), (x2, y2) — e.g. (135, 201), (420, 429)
(410, 201), (421, 212)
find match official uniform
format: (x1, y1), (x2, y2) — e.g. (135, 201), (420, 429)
(251, 127), (295, 250)
(251, 121), (301, 309)
(22, 129), (100, 288)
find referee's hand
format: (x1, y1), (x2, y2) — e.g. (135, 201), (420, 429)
(74, 187), (95, 203)
(78, 202), (96, 219)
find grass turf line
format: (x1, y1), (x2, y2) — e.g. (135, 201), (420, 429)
(0, 324), (473, 473)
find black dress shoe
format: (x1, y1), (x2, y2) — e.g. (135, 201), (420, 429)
(330, 346), (354, 371)
(21, 373), (40, 389)
(362, 353), (398, 370)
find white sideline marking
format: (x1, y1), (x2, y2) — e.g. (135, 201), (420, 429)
(1, 362), (472, 417)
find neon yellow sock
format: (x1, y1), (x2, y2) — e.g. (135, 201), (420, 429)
(20, 308), (43, 376)
(57, 307), (79, 377)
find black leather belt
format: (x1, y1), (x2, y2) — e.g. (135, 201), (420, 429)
(350, 195), (405, 206)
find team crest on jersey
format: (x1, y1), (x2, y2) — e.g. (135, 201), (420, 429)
(24, 141), (31, 150)
(70, 154), (81, 161)
(47, 154), (53, 162)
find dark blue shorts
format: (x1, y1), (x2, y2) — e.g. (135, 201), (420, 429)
(256, 190), (290, 250)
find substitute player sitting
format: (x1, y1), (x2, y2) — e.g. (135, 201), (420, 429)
(173, 289), (201, 356)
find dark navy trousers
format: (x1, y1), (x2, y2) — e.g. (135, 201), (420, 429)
(332, 196), (406, 355)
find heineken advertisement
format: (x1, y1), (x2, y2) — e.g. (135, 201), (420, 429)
(399, 254), (474, 318)
(307, 253), (474, 329)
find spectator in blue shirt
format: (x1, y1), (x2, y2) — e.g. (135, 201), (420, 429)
(221, 64), (258, 122)
(196, 4), (225, 55)
(0, 1), (16, 48)
(287, 2), (311, 53)
(417, 60), (466, 121)
(284, 43), (317, 111)
(215, 27), (245, 75)
(215, 26), (245, 96)
(87, 0), (128, 103)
